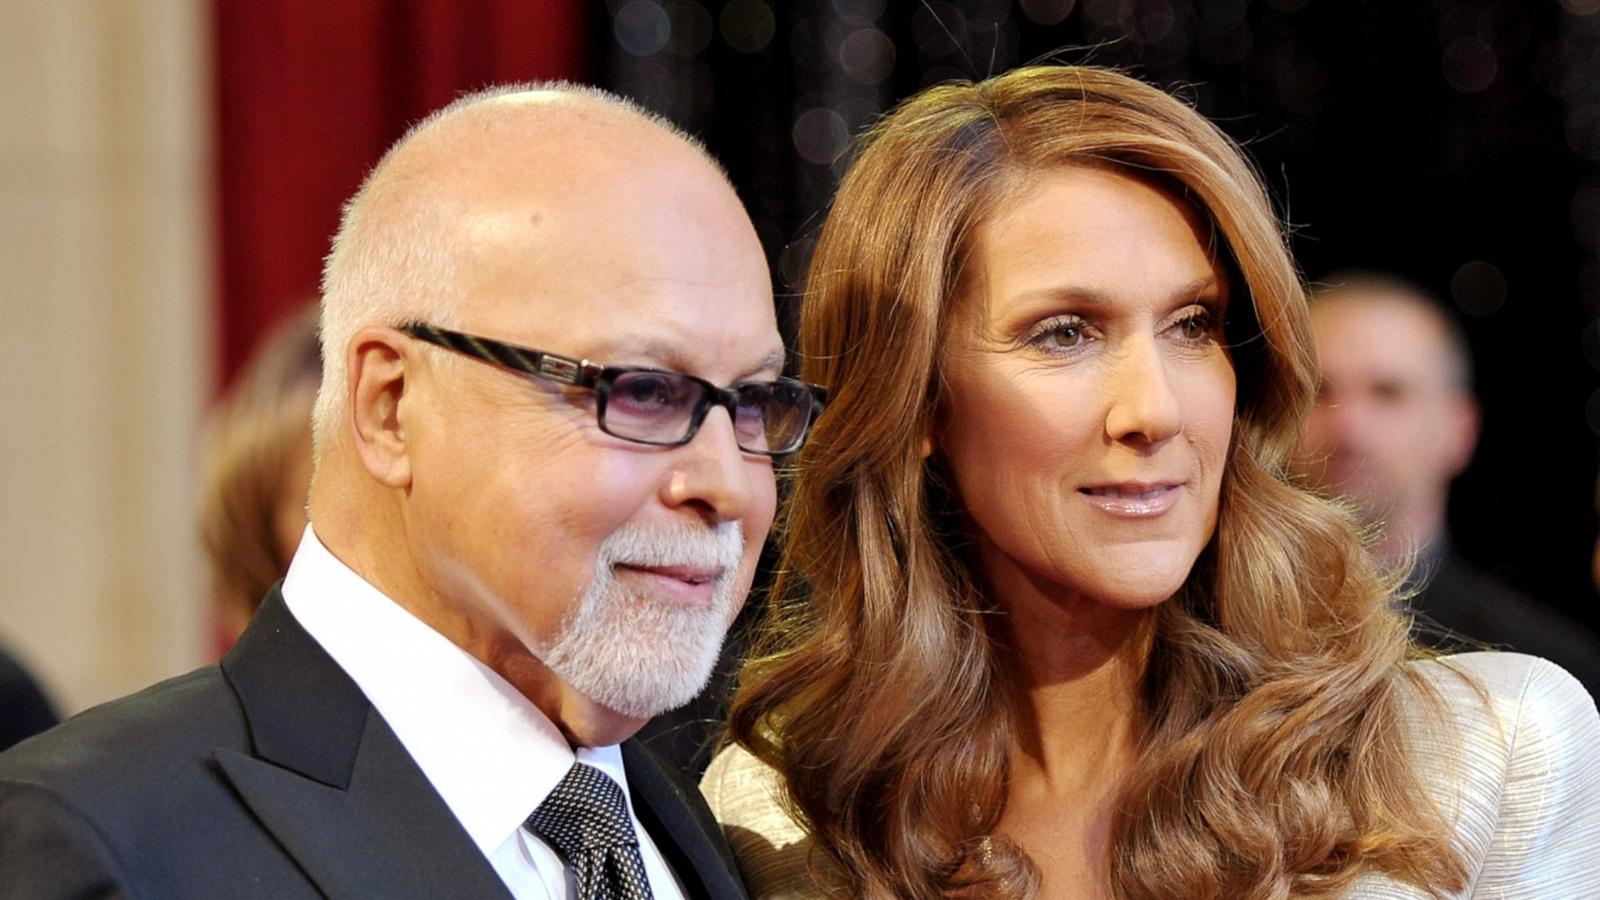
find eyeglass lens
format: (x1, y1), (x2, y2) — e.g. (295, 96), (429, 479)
(604, 371), (811, 452)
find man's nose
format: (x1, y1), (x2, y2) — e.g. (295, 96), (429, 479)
(1103, 341), (1183, 449)
(661, 406), (761, 523)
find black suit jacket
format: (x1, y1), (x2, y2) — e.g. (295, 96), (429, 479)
(0, 590), (749, 900)
(1411, 548), (1600, 701)
(0, 644), (56, 753)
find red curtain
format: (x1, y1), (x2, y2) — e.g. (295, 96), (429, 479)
(213, 1), (591, 388)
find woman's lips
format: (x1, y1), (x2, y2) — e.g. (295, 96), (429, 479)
(1079, 482), (1183, 517)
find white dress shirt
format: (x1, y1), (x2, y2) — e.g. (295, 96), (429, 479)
(281, 526), (686, 900)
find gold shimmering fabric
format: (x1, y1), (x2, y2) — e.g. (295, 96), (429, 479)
(701, 652), (1600, 899)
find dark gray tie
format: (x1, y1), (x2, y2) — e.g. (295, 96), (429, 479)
(525, 762), (656, 900)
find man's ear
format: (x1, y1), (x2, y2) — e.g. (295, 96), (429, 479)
(1441, 391), (1481, 479)
(348, 326), (415, 489)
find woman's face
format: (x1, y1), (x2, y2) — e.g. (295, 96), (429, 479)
(939, 165), (1236, 611)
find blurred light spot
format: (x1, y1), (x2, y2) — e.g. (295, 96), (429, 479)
(792, 107), (850, 165)
(834, 0), (888, 23)
(667, 1), (714, 55)
(1137, 2), (1176, 43)
(1582, 320), (1600, 370)
(912, 2), (967, 56)
(721, 0), (776, 54)
(839, 28), (896, 84)
(1450, 260), (1507, 317)
(1265, 50), (1326, 115)
(1443, 37), (1498, 93)
(614, 0), (672, 56)
(1019, 0), (1077, 25)
(1561, 0), (1600, 14)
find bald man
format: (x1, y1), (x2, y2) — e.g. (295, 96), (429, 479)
(0, 85), (824, 899)
(1293, 273), (1600, 696)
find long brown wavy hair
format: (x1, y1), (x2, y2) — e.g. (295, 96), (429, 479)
(727, 66), (1466, 899)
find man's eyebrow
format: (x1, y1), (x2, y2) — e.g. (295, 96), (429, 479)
(581, 339), (788, 380)
(742, 350), (788, 379)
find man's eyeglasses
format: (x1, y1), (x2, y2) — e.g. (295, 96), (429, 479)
(402, 323), (827, 456)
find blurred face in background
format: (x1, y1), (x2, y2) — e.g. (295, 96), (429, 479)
(1292, 294), (1476, 536)
(938, 165), (1237, 614)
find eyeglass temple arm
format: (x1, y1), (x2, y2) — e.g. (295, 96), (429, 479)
(402, 323), (604, 387)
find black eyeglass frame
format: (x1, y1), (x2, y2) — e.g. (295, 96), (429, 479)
(401, 323), (828, 456)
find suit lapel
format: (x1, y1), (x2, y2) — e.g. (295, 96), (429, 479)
(219, 590), (512, 899)
(623, 741), (750, 900)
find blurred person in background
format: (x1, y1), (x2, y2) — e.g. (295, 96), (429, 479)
(1293, 272), (1600, 697)
(198, 304), (320, 646)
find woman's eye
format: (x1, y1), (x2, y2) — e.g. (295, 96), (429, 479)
(1176, 310), (1217, 342)
(1049, 323), (1083, 347)
(1029, 319), (1087, 351)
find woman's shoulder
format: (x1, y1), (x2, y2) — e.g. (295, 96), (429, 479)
(1400, 651), (1598, 761)
(701, 743), (831, 899)
(1407, 649), (1593, 706)
(1384, 651), (1600, 896)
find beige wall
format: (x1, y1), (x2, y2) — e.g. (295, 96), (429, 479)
(0, 1), (211, 713)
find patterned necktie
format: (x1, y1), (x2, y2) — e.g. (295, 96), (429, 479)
(525, 761), (656, 900)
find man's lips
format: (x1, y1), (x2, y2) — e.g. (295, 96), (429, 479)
(617, 563), (722, 586)
(1078, 481), (1184, 517)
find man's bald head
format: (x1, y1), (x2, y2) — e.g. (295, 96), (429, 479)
(304, 80), (779, 744)
(311, 83), (731, 457)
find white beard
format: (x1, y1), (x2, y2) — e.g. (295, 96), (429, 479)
(535, 519), (746, 719)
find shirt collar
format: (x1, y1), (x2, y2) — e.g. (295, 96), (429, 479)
(280, 525), (633, 857)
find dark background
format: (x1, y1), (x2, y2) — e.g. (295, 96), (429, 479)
(599, 0), (1600, 634)
(212, 0), (1600, 635)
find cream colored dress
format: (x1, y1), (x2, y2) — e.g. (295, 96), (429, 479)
(701, 652), (1600, 898)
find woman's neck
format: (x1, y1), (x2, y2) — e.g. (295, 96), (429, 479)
(1001, 594), (1152, 789)
(990, 577), (1158, 897)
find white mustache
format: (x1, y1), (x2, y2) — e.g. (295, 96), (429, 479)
(597, 519), (745, 575)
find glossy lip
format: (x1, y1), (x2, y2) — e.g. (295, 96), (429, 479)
(1078, 481), (1184, 518)
(616, 563), (723, 606)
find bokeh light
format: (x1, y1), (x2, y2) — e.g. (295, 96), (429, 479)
(792, 106), (850, 165)
(721, 0), (776, 54)
(1443, 36), (1499, 93)
(1451, 260), (1508, 317)
(839, 27), (896, 84)
(614, 0), (672, 57)
(1019, 0), (1078, 26)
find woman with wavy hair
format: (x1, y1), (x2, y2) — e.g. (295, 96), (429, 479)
(702, 66), (1600, 898)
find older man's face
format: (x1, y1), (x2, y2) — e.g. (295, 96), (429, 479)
(403, 137), (780, 729)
